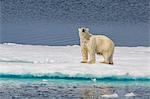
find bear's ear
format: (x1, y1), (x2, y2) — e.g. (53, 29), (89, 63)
(78, 28), (80, 32)
(86, 28), (89, 32)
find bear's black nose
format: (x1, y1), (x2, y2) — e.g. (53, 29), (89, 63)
(82, 29), (85, 32)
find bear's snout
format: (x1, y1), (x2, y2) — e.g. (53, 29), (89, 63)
(82, 29), (85, 32)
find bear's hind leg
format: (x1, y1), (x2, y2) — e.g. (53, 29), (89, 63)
(102, 53), (111, 65)
(109, 55), (113, 65)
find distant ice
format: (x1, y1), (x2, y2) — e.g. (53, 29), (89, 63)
(91, 78), (96, 83)
(42, 79), (48, 82)
(125, 92), (136, 97)
(101, 93), (118, 98)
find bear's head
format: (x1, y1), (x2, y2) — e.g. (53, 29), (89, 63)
(78, 27), (89, 33)
(78, 27), (90, 39)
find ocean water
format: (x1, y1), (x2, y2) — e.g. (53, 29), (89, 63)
(1, 0), (149, 46)
(1, 22), (149, 47)
(0, 77), (150, 99)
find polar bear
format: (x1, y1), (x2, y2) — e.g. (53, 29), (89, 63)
(78, 27), (115, 65)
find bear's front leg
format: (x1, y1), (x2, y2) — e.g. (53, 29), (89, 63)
(88, 50), (96, 64)
(81, 46), (88, 63)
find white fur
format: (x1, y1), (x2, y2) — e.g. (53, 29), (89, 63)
(78, 27), (115, 64)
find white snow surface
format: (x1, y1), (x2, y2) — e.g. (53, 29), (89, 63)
(0, 43), (150, 78)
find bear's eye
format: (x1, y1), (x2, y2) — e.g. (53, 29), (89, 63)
(82, 29), (85, 32)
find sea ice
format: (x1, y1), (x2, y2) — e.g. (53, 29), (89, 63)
(0, 43), (149, 78)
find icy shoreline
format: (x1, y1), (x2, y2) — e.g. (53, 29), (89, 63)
(0, 43), (150, 78)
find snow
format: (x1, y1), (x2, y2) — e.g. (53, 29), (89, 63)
(0, 43), (150, 78)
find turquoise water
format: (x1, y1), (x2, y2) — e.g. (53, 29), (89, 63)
(0, 74), (150, 87)
(0, 78), (150, 87)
